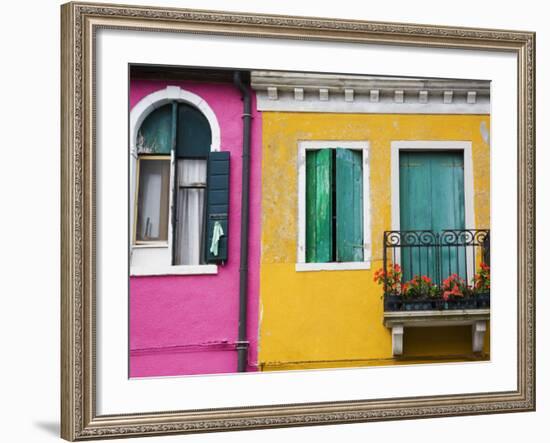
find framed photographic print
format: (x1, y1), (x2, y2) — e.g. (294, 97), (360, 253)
(60, 1), (536, 440)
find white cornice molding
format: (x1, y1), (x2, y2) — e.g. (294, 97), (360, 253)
(251, 71), (490, 114)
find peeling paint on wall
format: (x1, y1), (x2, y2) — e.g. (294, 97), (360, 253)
(480, 120), (490, 144)
(259, 112), (491, 370)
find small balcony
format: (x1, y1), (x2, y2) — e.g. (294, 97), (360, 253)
(379, 229), (490, 356)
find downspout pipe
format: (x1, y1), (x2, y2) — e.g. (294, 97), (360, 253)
(234, 71), (252, 372)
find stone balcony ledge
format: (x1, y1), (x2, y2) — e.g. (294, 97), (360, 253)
(383, 309), (490, 356)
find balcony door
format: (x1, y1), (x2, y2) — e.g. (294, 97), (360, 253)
(399, 151), (465, 283)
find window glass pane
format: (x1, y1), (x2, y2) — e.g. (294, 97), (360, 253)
(176, 104), (212, 159)
(136, 104), (173, 154)
(136, 159), (170, 242)
(178, 159), (207, 186)
(174, 159), (207, 265)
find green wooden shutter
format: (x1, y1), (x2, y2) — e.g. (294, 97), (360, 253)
(399, 151), (432, 281)
(430, 152), (465, 233)
(204, 151), (230, 263)
(306, 150), (333, 263)
(399, 151), (465, 282)
(335, 148), (364, 262)
(431, 152), (466, 280)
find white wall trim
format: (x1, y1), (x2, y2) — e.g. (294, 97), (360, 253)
(254, 91), (490, 114)
(251, 71), (490, 114)
(390, 140), (476, 273)
(132, 243), (169, 249)
(130, 264), (218, 277)
(295, 261), (371, 272)
(297, 140), (371, 268)
(129, 86), (221, 273)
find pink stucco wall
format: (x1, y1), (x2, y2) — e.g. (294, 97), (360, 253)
(129, 79), (261, 377)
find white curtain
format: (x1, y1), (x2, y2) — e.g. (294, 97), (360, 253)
(175, 159), (207, 265)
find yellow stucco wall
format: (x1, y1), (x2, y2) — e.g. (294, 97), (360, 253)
(259, 113), (491, 371)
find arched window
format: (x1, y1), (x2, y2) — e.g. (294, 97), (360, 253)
(134, 101), (223, 267)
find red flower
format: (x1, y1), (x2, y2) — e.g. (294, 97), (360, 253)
(451, 284), (463, 297)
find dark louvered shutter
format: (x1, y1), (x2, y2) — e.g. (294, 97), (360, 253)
(204, 151), (230, 263)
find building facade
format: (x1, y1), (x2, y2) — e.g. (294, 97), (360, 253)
(129, 68), (491, 377)
(129, 71), (262, 377)
(252, 72), (491, 371)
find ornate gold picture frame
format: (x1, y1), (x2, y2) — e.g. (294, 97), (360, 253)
(61, 1), (535, 440)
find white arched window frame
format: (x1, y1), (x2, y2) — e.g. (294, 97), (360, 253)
(129, 86), (221, 276)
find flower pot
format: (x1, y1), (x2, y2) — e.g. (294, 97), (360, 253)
(384, 295), (402, 311)
(444, 299), (465, 310)
(419, 300), (431, 310)
(402, 299), (432, 311)
(476, 292), (490, 308)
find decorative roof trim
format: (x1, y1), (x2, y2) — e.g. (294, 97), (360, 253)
(251, 71), (490, 114)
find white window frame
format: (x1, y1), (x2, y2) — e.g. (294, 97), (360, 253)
(296, 140), (371, 272)
(390, 140), (476, 277)
(129, 86), (221, 276)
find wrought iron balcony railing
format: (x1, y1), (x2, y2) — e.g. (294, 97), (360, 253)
(382, 229), (490, 311)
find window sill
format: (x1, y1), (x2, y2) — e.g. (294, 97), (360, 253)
(132, 243), (169, 249)
(295, 261), (371, 272)
(130, 264), (218, 276)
